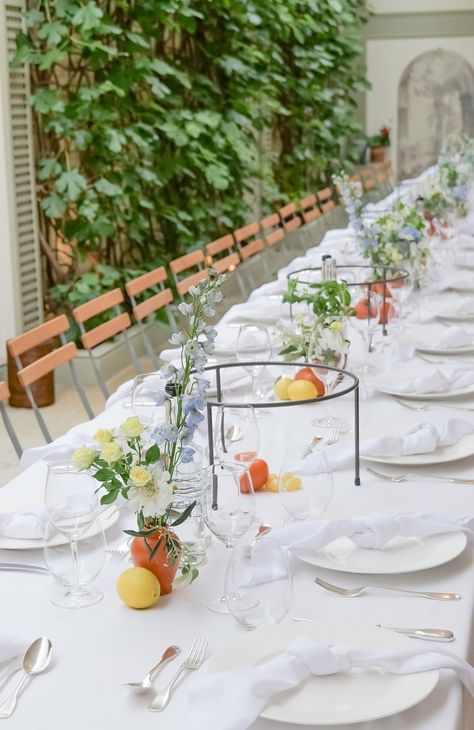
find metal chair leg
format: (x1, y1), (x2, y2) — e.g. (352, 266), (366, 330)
(0, 402), (22, 458)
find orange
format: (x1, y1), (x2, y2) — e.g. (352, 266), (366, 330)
(295, 367), (325, 396)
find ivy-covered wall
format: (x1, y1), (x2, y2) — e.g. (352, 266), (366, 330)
(15, 0), (369, 300)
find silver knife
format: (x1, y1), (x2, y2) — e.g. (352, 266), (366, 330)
(0, 563), (49, 574)
(293, 617), (454, 642)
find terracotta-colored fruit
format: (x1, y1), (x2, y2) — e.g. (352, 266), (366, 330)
(239, 458), (269, 492)
(295, 367), (325, 396)
(354, 299), (378, 320)
(130, 529), (180, 595)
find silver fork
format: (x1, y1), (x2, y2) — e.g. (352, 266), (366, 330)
(395, 397), (474, 413)
(366, 466), (474, 485)
(106, 539), (130, 560)
(149, 635), (208, 712)
(324, 428), (339, 446)
(314, 576), (461, 601)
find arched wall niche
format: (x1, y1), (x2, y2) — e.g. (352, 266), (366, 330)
(398, 49), (474, 179)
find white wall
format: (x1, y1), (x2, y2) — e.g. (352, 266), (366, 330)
(371, 0), (474, 13)
(366, 36), (474, 175)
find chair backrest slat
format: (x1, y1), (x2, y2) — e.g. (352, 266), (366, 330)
(211, 252), (240, 274)
(0, 381), (9, 402)
(133, 289), (173, 321)
(300, 194), (321, 224)
(81, 313), (132, 350)
(205, 234), (234, 257)
(169, 250), (206, 275)
(125, 266), (167, 297)
(18, 342), (77, 387)
(8, 315), (69, 357)
(279, 202), (302, 232)
(240, 239), (264, 260)
(317, 186), (336, 213)
(234, 222), (259, 243)
(73, 289), (124, 324)
(234, 222), (264, 261)
(176, 269), (209, 297)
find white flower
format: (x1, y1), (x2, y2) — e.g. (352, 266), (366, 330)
(72, 446), (96, 470)
(129, 466), (152, 487)
(93, 428), (113, 444)
(127, 466), (173, 518)
(100, 442), (123, 463)
(120, 417), (144, 439)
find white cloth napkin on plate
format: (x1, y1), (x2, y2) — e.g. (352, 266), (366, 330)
(187, 636), (474, 730)
(437, 272), (474, 293)
(0, 509), (46, 539)
(430, 326), (472, 349)
(295, 419), (474, 474)
(371, 367), (474, 394)
(268, 512), (473, 553)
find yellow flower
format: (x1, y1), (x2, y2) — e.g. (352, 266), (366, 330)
(100, 442), (123, 463)
(120, 417), (144, 439)
(329, 320), (343, 333)
(93, 428), (113, 445)
(129, 466), (152, 487)
(72, 446), (96, 470)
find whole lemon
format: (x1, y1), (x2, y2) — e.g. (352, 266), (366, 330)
(264, 473), (279, 492)
(117, 567), (160, 609)
(287, 379), (317, 401)
(274, 377), (293, 400)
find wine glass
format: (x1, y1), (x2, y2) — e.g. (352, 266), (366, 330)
(225, 539), (292, 630)
(213, 405), (260, 467)
(201, 463), (256, 613)
(387, 271), (414, 333)
(350, 286), (383, 374)
(130, 372), (163, 428)
(236, 324), (272, 416)
(279, 445), (334, 521)
(45, 464), (103, 608)
(44, 522), (106, 603)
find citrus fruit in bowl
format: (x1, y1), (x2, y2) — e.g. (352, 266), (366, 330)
(287, 379), (318, 401)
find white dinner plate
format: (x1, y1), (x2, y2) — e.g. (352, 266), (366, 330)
(416, 343), (474, 355)
(373, 378), (474, 401)
(292, 530), (466, 574)
(361, 432), (474, 466)
(0, 505), (119, 551)
(206, 621), (439, 726)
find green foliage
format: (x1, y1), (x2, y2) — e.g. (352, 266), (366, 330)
(284, 278), (354, 326)
(16, 0), (369, 294)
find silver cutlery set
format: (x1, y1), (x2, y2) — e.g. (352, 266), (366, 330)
(125, 635), (208, 711)
(0, 637), (52, 719)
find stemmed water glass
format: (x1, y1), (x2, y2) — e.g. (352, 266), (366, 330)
(45, 464), (103, 608)
(130, 372), (163, 428)
(279, 445), (334, 521)
(213, 405), (260, 468)
(350, 286), (382, 374)
(387, 271), (414, 333)
(224, 539), (293, 630)
(235, 324), (272, 416)
(201, 463), (256, 613)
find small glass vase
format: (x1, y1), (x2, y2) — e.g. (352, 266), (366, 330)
(171, 467), (211, 567)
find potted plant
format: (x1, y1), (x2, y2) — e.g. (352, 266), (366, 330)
(368, 126), (390, 163)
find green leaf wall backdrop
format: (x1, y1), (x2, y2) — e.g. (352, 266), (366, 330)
(15, 0), (369, 312)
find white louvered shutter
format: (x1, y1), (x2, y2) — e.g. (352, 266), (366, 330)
(0, 0), (42, 348)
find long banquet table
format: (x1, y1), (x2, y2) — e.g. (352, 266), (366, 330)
(2, 170), (474, 730)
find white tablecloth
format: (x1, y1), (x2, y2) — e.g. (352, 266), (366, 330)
(2, 171), (474, 730)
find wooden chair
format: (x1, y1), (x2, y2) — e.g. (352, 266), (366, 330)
(7, 315), (93, 443)
(205, 235), (247, 299)
(0, 381), (22, 458)
(317, 186), (336, 214)
(360, 168), (379, 203)
(299, 195), (321, 225)
(260, 213), (289, 259)
(278, 202), (302, 233)
(72, 289), (140, 399)
(234, 221), (270, 286)
(125, 266), (177, 369)
(169, 250), (209, 300)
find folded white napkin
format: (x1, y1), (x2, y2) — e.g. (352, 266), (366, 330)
(188, 636), (474, 730)
(372, 367), (474, 394)
(0, 510), (45, 539)
(450, 298), (474, 316)
(430, 326), (472, 349)
(219, 300), (283, 326)
(269, 512), (473, 553)
(437, 273), (474, 293)
(296, 419), (474, 474)
(248, 280), (287, 301)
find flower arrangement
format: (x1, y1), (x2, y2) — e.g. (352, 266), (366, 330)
(415, 174), (457, 222)
(368, 126), (390, 148)
(360, 201), (427, 268)
(279, 279), (353, 366)
(332, 172), (364, 236)
(72, 269), (226, 585)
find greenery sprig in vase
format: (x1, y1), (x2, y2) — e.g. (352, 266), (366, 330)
(72, 269), (225, 587)
(279, 279), (353, 366)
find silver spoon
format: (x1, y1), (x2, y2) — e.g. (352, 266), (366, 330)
(124, 645), (181, 693)
(0, 637), (53, 718)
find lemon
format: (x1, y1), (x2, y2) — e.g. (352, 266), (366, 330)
(274, 377), (293, 400)
(285, 476), (302, 491)
(117, 567), (160, 609)
(264, 473), (279, 492)
(287, 379), (317, 401)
